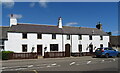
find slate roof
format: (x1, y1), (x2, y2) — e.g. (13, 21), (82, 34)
(8, 23), (108, 36)
(110, 36), (120, 46)
(0, 26), (10, 40)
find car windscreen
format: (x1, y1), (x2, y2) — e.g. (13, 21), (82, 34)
(96, 48), (103, 51)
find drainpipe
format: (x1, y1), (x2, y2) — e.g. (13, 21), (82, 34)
(70, 34), (72, 56)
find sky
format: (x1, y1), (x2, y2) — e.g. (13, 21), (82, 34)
(1, 2), (119, 35)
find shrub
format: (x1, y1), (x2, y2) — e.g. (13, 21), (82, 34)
(2, 51), (14, 60)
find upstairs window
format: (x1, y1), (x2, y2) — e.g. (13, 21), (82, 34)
(37, 33), (42, 39)
(22, 33), (27, 39)
(100, 36), (103, 40)
(22, 45), (27, 52)
(78, 35), (82, 40)
(52, 34), (56, 39)
(89, 35), (92, 40)
(67, 35), (70, 40)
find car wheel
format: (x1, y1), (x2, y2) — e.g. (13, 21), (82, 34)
(105, 53), (109, 58)
(117, 53), (120, 57)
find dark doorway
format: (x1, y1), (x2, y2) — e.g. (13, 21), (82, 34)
(89, 44), (93, 53)
(37, 45), (42, 56)
(65, 44), (70, 57)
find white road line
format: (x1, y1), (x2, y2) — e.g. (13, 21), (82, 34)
(51, 63), (57, 66)
(113, 59), (116, 61)
(28, 65), (33, 68)
(87, 60), (91, 64)
(46, 65), (51, 68)
(70, 62), (75, 65)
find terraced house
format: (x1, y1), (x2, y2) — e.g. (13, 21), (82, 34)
(4, 14), (109, 57)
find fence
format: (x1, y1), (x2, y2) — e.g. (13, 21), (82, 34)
(44, 52), (65, 58)
(8, 53), (38, 59)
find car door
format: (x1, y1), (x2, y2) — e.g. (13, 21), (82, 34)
(109, 48), (116, 56)
(108, 48), (114, 56)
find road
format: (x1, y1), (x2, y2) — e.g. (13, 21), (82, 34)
(1, 56), (119, 73)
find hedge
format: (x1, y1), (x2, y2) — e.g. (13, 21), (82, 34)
(2, 51), (14, 60)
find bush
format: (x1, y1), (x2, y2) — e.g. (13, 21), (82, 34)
(2, 51), (14, 60)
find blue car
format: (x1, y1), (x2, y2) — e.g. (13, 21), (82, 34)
(95, 47), (120, 58)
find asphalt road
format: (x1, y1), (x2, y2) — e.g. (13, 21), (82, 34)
(1, 56), (120, 73)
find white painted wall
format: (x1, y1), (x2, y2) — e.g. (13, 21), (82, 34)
(5, 32), (109, 56)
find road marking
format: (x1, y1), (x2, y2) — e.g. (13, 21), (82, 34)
(113, 59), (116, 61)
(70, 62), (75, 65)
(51, 63), (57, 66)
(28, 65), (33, 68)
(87, 60), (91, 64)
(33, 70), (38, 73)
(47, 65), (51, 68)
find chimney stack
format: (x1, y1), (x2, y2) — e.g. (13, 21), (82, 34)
(10, 14), (17, 26)
(96, 22), (102, 30)
(58, 17), (62, 28)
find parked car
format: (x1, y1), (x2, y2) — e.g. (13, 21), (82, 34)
(95, 47), (120, 58)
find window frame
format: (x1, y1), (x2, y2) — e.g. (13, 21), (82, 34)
(78, 35), (82, 40)
(22, 33), (27, 39)
(37, 33), (42, 39)
(52, 34), (56, 39)
(50, 44), (58, 51)
(89, 35), (92, 40)
(22, 44), (27, 52)
(67, 34), (70, 40)
(100, 36), (103, 40)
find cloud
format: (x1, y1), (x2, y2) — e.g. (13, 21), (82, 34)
(65, 22), (78, 26)
(2, 0), (14, 8)
(8, 14), (22, 19)
(39, 0), (47, 8)
(30, 2), (35, 7)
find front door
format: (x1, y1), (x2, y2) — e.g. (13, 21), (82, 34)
(89, 45), (93, 53)
(37, 45), (42, 56)
(65, 44), (70, 57)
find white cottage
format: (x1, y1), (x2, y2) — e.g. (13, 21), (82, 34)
(5, 14), (109, 57)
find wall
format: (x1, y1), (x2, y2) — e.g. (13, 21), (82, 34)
(5, 32), (109, 56)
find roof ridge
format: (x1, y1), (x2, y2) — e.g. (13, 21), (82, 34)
(63, 26), (97, 29)
(17, 23), (57, 27)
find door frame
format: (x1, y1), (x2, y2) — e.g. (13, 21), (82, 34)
(65, 44), (71, 57)
(37, 45), (43, 56)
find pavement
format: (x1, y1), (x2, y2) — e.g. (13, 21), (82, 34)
(1, 56), (120, 73)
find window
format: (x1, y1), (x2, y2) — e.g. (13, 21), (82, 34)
(52, 34), (56, 39)
(50, 44), (58, 51)
(67, 35), (70, 40)
(89, 35), (92, 40)
(100, 44), (103, 48)
(78, 35), (82, 40)
(22, 45), (27, 52)
(78, 45), (82, 52)
(37, 33), (42, 39)
(100, 36), (103, 40)
(22, 33), (27, 39)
